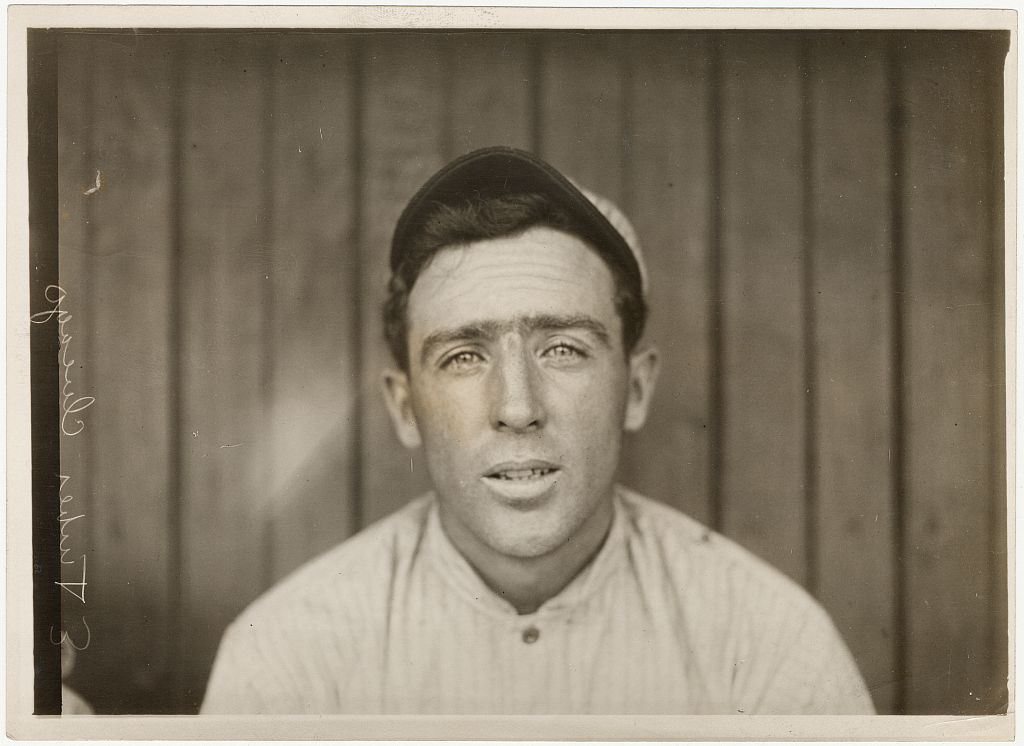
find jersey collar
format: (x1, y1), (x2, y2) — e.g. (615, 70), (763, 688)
(424, 489), (628, 622)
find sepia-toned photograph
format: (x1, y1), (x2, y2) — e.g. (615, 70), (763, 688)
(8, 5), (1014, 740)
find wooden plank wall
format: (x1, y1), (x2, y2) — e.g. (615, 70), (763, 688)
(55, 30), (1007, 715)
(809, 33), (899, 711)
(900, 32), (1006, 714)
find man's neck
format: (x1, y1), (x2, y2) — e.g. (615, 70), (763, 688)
(438, 497), (615, 615)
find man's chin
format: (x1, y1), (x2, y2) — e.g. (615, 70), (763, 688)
(481, 524), (573, 561)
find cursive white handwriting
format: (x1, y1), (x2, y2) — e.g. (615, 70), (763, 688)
(56, 474), (88, 604)
(50, 618), (91, 651)
(30, 284), (95, 436)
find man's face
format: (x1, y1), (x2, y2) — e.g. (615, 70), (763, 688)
(384, 226), (656, 561)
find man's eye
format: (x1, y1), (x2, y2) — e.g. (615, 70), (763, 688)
(543, 343), (585, 359)
(441, 350), (484, 370)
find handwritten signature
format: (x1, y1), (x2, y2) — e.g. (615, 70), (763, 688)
(29, 284), (95, 437)
(53, 474), (90, 650)
(31, 286), (93, 651)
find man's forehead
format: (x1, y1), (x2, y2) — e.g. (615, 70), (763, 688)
(419, 225), (605, 274)
(407, 228), (614, 306)
(407, 228), (619, 327)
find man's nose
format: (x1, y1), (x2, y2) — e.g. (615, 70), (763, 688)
(490, 345), (546, 433)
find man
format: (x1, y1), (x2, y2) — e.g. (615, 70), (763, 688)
(202, 147), (874, 715)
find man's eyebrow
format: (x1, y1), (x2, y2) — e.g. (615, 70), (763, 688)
(524, 314), (611, 347)
(419, 322), (502, 365)
(419, 314), (611, 365)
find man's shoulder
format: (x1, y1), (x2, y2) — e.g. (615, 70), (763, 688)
(617, 487), (819, 613)
(236, 493), (434, 628)
(618, 488), (872, 714)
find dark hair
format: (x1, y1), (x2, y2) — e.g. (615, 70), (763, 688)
(383, 192), (647, 370)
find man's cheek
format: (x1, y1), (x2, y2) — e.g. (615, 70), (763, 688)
(415, 388), (476, 444)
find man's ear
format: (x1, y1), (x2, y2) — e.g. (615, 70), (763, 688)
(381, 368), (422, 449)
(623, 346), (660, 432)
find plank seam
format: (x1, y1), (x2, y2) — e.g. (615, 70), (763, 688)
(350, 37), (366, 533)
(886, 34), (909, 716)
(259, 37), (277, 592)
(707, 36), (724, 534)
(166, 35), (186, 712)
(619, 38), (634, 217)
(800, 36), (820, 598)
(441, 37), (455, 161)
(529, 35), (544, 156)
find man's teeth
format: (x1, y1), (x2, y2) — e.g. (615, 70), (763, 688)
(492, 467), (554, 481)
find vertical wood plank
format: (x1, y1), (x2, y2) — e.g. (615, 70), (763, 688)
(56, 36), (92, 479)
(449, 32), (533, 155)
(987, 34), (1009, 713)
(621, 33), (713, 523)
(359, 33), (445, 526)
(178, 34), (269, 711)
(56, 32), (98, 708)
(86, 32), (178, 714)
(901, 32), (1001, 714)
(57, 34), (178, 713)
(537, 33), (625, 203)
(808, 33), (897, 713)
(266, 36), (359, 581)
(719, 34), (807, 584)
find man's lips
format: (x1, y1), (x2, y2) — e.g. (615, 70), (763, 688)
(480, 460), (561, 505)
(483, 460), (561, 481)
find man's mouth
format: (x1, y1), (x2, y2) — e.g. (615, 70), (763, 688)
(486, 466), (558, 481)
(481, 460), (561, 502)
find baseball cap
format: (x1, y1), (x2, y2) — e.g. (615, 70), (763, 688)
(390, 146), (648, 299)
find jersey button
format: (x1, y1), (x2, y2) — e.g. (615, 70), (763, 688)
(522, 626), (540, 644)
